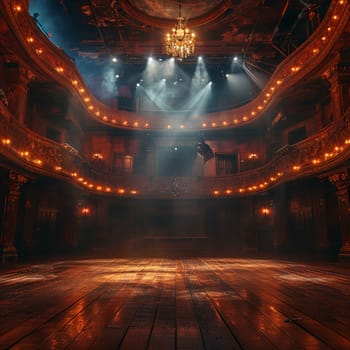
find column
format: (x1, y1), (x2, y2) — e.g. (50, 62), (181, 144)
(326, 52), (350, 121)
(4, 63), (34, 124)
(311, 184), (329, 253)
(272, 185), (288, 252)
(329, 171), (350, 260)
(336, 188), (350, 260)
(0, 171), (27, 263)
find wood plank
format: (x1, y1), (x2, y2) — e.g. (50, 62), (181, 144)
(0, 257), (349, 350)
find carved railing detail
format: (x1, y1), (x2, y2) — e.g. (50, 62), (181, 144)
(1, 104), (350, 198)
(0, 0), (349, 131)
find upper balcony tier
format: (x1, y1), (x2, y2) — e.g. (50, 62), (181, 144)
(0, 0), (349, 132)
(1, 102), (350, 199)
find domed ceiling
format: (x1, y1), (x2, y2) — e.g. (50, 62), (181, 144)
(29, 0), (332, 114)
(126, 0), (226, 20)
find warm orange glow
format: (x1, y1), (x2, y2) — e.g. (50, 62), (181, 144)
(133, 122), (139, 127)
(56, 67), (64, 73)
(213, 190), (220, 195)
(248, 153), (258, 159)
(277, 172), (283, 177)
(258, 106), (263, 110)
(54, 166), (62, 171)
(212, 122), (217, 127)
(321, 36), (327, 41)
(144, 123), (149, 128)
(79, 88), (85, 93)
(238, 188), (245, 193)
(14, 5), (22, 11)
(96, 186), (102, 191)
(118, 188), (125, 194)
(327, 26), (332, 31)
(81, 207), (90, 215)
(261, 208), (270, 215)
(251, 111), (256, 116)
(72, 80), (78, 85)
(276, 80), (282, 85)
(225, 189), (232, 195)
(88, 184), (93, 188)
(293, 165), (301, 171)
(105, 187), (111, 192)
(27, 37), (34, 43)
(33, 159), (42, 165)
(1, 138), (11, 145)
(233, 119), (238, 124)
(35, 48), (43, 55)
(103, 116), (108, 121)
(222, 121), (227, 126)
(243, 116), (248, 121)
(130, 190), (137, 195)
(78, 177), (84, 182)
(202, 123), (207, 127)
(92, 153), (103, 160)
(313, 48), (319, 54)
(20, 151), (29, 156)
(333, 15), (338, 20)
(312, 159), (320, 164)
(88, 105), (94, 110)
(123, 120), (128, 126)
(180, 124), (185, 129)
(167, 124), (172, 129)
(84, 97), (90, 102)
(71, 172), (78, 177)
(112, 119), (117, 124)
(95, 111), (100, 116)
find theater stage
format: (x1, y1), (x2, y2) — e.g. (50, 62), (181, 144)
(0, 258), (349, 349)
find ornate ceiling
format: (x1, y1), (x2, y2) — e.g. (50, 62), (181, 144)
(30, 0), (332, 64)
(24, 0), (333, 116)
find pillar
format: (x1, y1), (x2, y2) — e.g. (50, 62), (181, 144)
(272, 185), (288, 252)
(4, 63), (34, 124)
(329, 171), (350, 260)
(0, 171), (27, 263)
(326, 51), (350, 121)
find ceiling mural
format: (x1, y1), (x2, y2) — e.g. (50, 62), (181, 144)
(126, 0), (226, 20)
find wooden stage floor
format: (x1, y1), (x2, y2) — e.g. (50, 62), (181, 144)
(0, 258), (349, 349)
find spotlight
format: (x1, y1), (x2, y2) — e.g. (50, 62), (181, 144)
(170, 57), (175, 62)
(136, 83), (140, 87)
(112, 57), (117, 62)
(148, 57), (153, 62)
(233, 56), (238, 62)
(174, 147), (178, 151)
(198, 56), (203, 61)
(225, 74), (229, 78)
(159, 58), (163, 62)
(115, 74), (120, 78)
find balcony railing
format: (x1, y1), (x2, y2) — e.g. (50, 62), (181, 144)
(1, 103), (350, 198)
(0, 0), (349, 131)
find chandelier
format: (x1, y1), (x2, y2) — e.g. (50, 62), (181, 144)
(164, 4), (195, 59)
